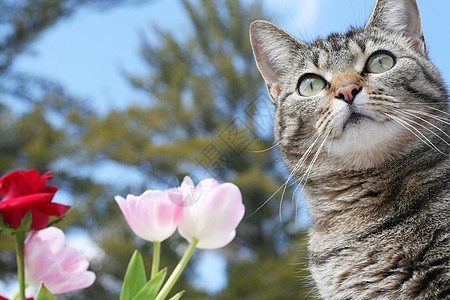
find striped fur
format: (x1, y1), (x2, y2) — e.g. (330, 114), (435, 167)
(250, 0), (449, 298)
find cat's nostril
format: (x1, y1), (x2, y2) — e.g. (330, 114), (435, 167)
(352, 87), (362, 97)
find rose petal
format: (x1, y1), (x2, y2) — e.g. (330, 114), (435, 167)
(0, 170), (65, 229)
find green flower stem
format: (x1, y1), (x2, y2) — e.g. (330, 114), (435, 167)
(151, 241), (161, 279)
(155, 238), (198, 300)
(14, 231), (26, 300)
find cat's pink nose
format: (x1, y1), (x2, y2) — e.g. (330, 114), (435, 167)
(335, 83), (361, 104)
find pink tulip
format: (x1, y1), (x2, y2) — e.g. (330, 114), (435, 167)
(176, 177), (245, 249)
(115, 190), (181, 242)
(24, 227), (95, 294)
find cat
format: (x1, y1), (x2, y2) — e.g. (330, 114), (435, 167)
(249, 0), (449, 299)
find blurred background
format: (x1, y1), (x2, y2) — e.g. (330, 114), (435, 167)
(0, 0), (449, 299)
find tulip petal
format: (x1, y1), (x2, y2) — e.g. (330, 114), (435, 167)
(58, 247), (89, 273)
(180, 176), (196, 207)
(198, 230), (237, 250)
(166, 187), (183, 206)
(178, 181), (244, 249)
(115, 190), (180, 242)
(24, 227), (95, 294)
(56, 270), (96, 293)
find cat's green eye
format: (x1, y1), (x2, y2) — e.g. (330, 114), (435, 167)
(366, 52), (395, 74)
(298, 74), (327, 97)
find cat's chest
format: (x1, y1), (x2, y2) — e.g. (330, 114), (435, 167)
(308, 240), (411, 300)
(303, 160), (449, 299)
(302, 168), (395, 221)
(307, 212), (448, 300)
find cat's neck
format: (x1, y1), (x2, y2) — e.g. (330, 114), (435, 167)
(302, 141), (449, 237)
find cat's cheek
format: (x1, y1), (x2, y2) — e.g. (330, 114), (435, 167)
(315, 99), (350, 138)
(273, 108), (301, 147)
(273, 112), (283, 142)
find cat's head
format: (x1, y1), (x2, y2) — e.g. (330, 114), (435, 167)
(250, 0), (448, 170)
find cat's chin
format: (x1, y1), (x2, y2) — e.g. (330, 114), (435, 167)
(325, 120), (404, 169)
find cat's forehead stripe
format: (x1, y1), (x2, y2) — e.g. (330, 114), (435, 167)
(301, 30), (396, 74)
(318, 53), (328, 71)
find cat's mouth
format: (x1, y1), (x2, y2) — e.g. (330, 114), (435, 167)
(343, 112), (374, 129)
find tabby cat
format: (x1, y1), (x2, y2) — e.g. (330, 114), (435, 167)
(249, 0), (449, 298)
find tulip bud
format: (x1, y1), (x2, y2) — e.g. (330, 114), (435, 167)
(115, 190), (181, 242)
(177, 177), (245, 249)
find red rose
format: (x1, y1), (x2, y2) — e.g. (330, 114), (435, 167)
(0, 170), (70, 230)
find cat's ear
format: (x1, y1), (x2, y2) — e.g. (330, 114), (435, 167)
(365, 0), (426, 53)
(250, 20), (303, 103)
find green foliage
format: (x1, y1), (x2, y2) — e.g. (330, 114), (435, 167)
(36, 284), (57, 300)
(167, 291), (185, 300)
(120, 250), (148, 300)
(132, 269), (166, 300)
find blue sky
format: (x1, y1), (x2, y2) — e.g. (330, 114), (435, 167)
(7, 0), (450, 296)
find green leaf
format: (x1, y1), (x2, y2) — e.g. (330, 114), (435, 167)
(168, 291), (185, 300)
(132, 269), (167, 300)
(120, 250), (147, 300)
(35, 283), (57, 300)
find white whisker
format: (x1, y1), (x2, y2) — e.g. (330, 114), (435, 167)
(278, 132), (323, 222)
(247, 132), (322, 219)
(299, 132), (330, 188)
(424, 105), (450, 117)
(393, 114), (450, 149)
(402, 101), (450, 104)
(292, 132), (330, 227)
(397, 110), (450, 145)
(404, 109), (450, 126)
(384, 113), (444, 154)
(292, 183), (303, 228)
(250, 141), (282, 153)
